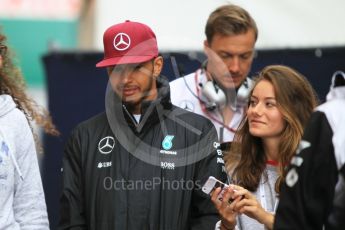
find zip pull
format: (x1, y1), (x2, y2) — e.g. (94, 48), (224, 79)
(122, 104), (139, 127)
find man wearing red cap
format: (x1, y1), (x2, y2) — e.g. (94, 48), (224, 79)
(59, 20), (226, 230)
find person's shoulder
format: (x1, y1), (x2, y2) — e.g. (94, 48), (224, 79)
(0, 108), (34, 151)
(74, 112), (108, 131)
(67, 112), (109, 142)
(169, 72), (195, 87)
(171, 105), (214, 128)
(6, 107), (27, 120)
(318, 98), (345, 114)
(1, 107), (30, 129)
(317, 99), (345, 125)
(169, 72), (198, 105)
(0, 109), (32, 144)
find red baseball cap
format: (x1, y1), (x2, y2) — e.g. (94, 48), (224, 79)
(96, 20), (158, 68)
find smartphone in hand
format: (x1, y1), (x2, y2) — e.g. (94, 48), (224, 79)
(202, 176), (229, 201)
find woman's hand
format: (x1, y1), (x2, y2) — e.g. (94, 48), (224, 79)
(231, 185), (274, 230)
(211, 186), (242, 230)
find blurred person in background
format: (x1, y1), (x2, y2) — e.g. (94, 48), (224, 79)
(0, 30), (58, 229)
(274, 71), (345, 230)
(211, 65), (318, 230)
(170, 4), (257, 144)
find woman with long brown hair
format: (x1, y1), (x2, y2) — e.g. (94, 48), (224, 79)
(0, 31), (58, 229)
(211, 65), (318, 230)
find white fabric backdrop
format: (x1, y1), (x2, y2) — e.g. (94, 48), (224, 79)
(95, 0), (345, 50)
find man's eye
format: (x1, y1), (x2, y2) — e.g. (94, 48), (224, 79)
(240, 54), (252, 60)
(220, 54), (231, 59)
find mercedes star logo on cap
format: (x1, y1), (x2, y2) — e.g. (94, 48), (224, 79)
(113, 33), (131, 51)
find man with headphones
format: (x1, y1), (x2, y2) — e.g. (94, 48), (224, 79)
(170, 4), (257, 143)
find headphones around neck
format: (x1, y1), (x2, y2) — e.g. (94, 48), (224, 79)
(200, 80), (226, 110)
(198, 61), (252, 111)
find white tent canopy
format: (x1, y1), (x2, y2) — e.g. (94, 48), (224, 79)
(94, 0), (345, 51)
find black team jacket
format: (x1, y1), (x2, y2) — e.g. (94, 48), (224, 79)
(59, 76), (227, 230)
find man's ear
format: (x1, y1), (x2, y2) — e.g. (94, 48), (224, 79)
(203, 39), (210, 48)
(153, 56), (163, 77)
(203, 40), (213, 58)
